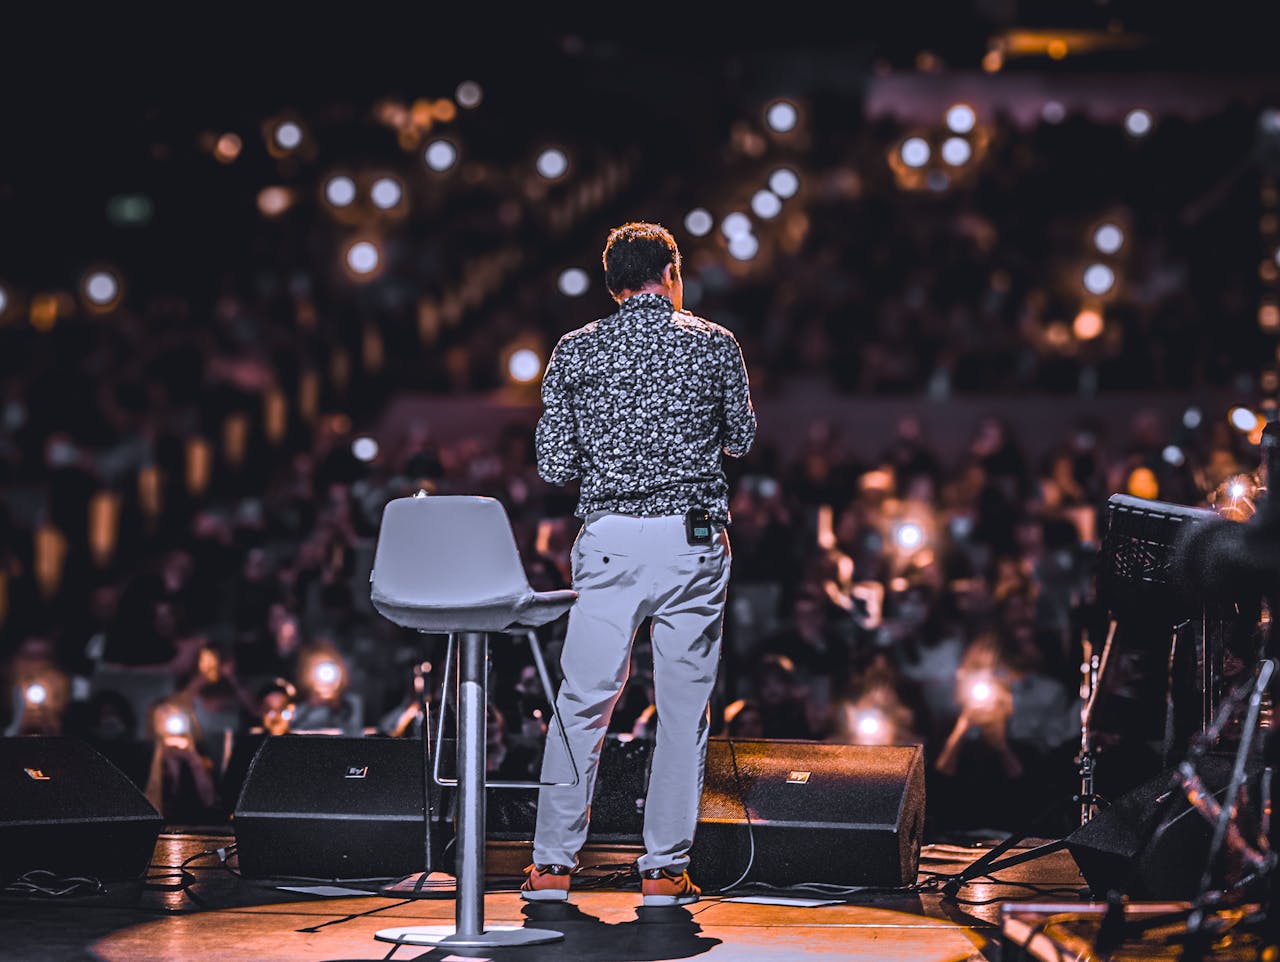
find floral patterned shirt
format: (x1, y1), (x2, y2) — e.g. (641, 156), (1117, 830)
(535, 292), (756, 524)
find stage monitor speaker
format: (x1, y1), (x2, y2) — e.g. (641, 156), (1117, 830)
(233, 735), (426, 880)
(0, 736), (163, 884)
(1066, 753), (1263, 900)
(690, 739), (926, 890)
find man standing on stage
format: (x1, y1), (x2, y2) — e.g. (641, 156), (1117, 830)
(523, 221), (756, 906)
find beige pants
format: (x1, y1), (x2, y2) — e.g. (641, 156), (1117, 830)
(533, 512), (731, 872)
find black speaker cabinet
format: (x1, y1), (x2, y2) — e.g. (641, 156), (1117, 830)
(690, 739), (926, 890)
(233, 735), (426, 880)
(1067, 753), (1262, 900)
(0, 737), (163, 884)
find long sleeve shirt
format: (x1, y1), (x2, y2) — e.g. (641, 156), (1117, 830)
(535, 292), (756, 524)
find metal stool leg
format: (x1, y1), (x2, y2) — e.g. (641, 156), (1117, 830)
(376, 631), (563, 949)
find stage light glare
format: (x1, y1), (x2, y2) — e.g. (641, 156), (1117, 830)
(728, 233), (759, 261)
(1083, 263), (1116, 296)
(721, 212), (752, 240)
(768, 167), (800, 199)
(1231, 481), (1247, 499)
(856, 712), (882, 737)
(751, 189), (782, 220)
(1124, 108), (1153, 137)
(273, 120), (303, 151)
(1041, 101), (1066, 124)
(370, 177), (403, 210)
(900, 137), (930, 168)
(163, 712), (189, 736)
(1073, 308), (1104, 340)
(84, 270), (120, 306)
(894, 522), (924, 549)
(1094, 223), (1124, 254)
(1183, 407), (1203, 429)
(24, 683), (47, 705)
(765, 99), (798, 133)
(455, 81), (483, 109)
(508, 348), (542, 383)
(945, 103), (976, 134)
(536, 148), (568, 180)
(941, 136), (971, 166)
(351, 436), (379, 462)
(1230, 407), (1259, 433)
(557, 267), (590, 297)
(684, 208), (714, 237)
(346, 240), (381, 276)
(325, 175), (357, 207)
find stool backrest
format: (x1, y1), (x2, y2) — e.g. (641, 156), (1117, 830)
(370, 495), (531, 608)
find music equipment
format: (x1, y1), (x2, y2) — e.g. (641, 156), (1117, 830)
(1066, 752), (1264, 900)
(689, 738), (926, 890)
(0, 737), (163, 884)
(233, 735), (426, 880)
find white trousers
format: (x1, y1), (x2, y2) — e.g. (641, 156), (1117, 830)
(532, 512), (731, 872)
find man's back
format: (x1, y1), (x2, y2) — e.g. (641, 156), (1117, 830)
(535, 292), (754, 523)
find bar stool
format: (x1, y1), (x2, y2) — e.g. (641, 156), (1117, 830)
(367, 492), (578, 950)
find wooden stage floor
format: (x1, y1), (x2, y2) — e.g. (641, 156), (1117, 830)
(0, 831), (1268, 961)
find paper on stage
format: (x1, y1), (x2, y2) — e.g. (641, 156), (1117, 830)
(722, 895), (844, 907)
(276, 884), (375, 897)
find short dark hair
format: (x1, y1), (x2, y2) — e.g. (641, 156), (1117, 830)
(602, 222), (680, 298)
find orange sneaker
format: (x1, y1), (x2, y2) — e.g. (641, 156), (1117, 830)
(641, 866), (700, 906)
(520, 863), (571, 902)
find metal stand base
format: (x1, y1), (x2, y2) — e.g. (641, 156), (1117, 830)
(374, 924), (564, 948)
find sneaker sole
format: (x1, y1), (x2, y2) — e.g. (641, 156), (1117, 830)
(642, 894), (698, 907)
(520, 889), (570, 902)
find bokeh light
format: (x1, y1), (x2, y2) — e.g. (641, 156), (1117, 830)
(324, 175), (357, 208)
(536, 147), (568, 180)
(941, 137), (971, 166)
(0, 285), (8, 316)
(945, 103), (976, 134)
(1124, 108), (1153, 137)
(1230, 406), (1260, 432)
(751, 189), (782, 219)
(1073, 308), (1104, 340)
(1083, 263), (1116, 295)
(163, 712), (189, 736)
(273, 120), (303, 151)
(508, 348), (543, 382)
(351, 437), (379, 462)
(424, 139), (458, 172)
(894, 522), (924, 549)
(257, 186), (293, 218)
(213, 132), (242, 163)
(455, 81), (483, 109)
(765, 99), (798, 133)
(370, 176), (404, 210)
(557, 267), (590, 297)
(345, 240), (382, 277)
(684, 208), (714, 237)
(1183, 406), (1203, 429)
(728, 233), (759, 260)
(1041, 101), (1066, 124)
(83, 269), (121, 308)
(721, 212), (752, 240)
(1162, 445), (1186, 466)
(1093, 223), (1125, 254)
(768, 168), (800, 199)
(24, 683), (47, 705)
(900, 137), (930, 168)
